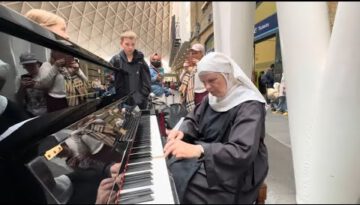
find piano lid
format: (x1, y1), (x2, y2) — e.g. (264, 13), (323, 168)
(0, 5), (124, 73)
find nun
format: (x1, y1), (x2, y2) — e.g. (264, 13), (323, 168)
(164, 52), (268, 204)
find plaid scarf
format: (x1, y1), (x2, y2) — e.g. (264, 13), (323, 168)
(65, 75), (88, 107)
(59, 67), (88, 107)
(181, 67), (196, 112)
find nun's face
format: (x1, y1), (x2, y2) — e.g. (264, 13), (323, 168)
(200, 72), (227, 97)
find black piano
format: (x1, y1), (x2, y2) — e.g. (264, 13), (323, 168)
(0, 5), (178, 204)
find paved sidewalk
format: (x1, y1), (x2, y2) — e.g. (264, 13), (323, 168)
(264, 110), (296, 204)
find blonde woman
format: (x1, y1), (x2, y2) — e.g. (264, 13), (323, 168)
(25, 9), (69, 39)
(25, 9), (88, 110)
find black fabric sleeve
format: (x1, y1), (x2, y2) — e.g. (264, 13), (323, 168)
(140, 59), (151, 98)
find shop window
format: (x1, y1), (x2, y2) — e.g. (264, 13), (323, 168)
(205, 34), (214, 54)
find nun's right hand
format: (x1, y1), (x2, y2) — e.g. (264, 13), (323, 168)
(166, 129), (184, 142)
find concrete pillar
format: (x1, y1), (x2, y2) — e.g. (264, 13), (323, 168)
(309, 2), (360, 203)
(212, 2), (255, 78)
(276, 2), (330, 203)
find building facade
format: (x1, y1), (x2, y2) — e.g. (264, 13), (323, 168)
(190, 2), (214, 53)
(188, 1), (338, 85)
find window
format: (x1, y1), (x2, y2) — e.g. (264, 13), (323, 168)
(205, 34), (214, 54)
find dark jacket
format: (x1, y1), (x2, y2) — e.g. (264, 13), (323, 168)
(261, 69), (274, 88)
(258, 73), (267, 94)
(109, 50), (151, 107)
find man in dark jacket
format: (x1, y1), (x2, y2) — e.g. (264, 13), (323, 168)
(261, 64), (275, 89)
(109, 30), (151, 110)
(258, 71), (266, 95)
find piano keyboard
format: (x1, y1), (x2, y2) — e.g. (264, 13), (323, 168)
(118, 114), (178, 204)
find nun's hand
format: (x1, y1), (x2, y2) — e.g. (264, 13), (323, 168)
(164, 140), (202, 159)
(166, 129), (184, 142)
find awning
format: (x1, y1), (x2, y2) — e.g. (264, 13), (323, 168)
(170, 41), (190, 71)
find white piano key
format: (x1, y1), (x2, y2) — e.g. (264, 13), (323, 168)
(140, 157), (175, 204)
(119, 115), (175, 204)
(149, 115), (165, 158)
(120, 158), (175, 204)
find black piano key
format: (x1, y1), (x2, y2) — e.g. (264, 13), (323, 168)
(128, 116), (140, 140)
(125, 172), (152, 183)
(128, 152), (152, 163)
(119, 188), (153, 201)
(136, 131), (150, 139)
(118, 194), (154, 204)
(126, 162), (152, 173)
(129, 152), (152, 160)
(133, 142), (150, 147)
(129, 153), (151, 158)
(122, 177), (153, 190)
(133, 139), (151, 143)
(124, 173), (152, 181)
(136, 135), (150, 142)
(125, 171), (152, 179)
(128, 156), (152, 164)
(140, 117), (150, 123)
(133, 140), (151, 147)
(131, 146), (151, 153)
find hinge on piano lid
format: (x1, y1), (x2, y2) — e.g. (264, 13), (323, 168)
(44, 144), (63, 160)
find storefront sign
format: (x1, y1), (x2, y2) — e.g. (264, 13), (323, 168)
(254, 13), (278, 42)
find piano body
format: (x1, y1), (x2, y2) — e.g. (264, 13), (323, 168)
(0, 5), (178, 204)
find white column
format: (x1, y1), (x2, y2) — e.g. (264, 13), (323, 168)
(213, 2), (255, 78)
(179, 2), (191, 42)
(276, 2), (330, 203)
(309, 2), (360, 203)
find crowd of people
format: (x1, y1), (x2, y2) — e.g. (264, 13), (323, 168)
(0, 7), (273, 205)
(258, 64), (288, 115)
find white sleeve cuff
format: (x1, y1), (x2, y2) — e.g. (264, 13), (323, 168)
(0, 95), (8, 115)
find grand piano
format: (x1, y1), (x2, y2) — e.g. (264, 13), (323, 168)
(0, 5), (178, 204)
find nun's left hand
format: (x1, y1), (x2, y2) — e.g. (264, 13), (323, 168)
(164, 139), (202, 159)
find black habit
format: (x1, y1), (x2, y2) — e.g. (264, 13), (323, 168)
(168, 97), (268, 204)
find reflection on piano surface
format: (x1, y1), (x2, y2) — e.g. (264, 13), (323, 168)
(27, 98), (178, 204)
